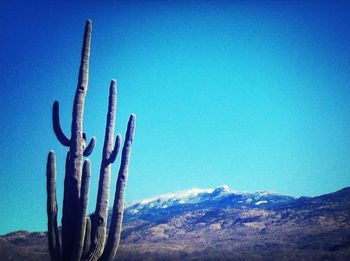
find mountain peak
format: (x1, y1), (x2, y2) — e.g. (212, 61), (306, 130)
(127, 185), (232, 209)
(212, 185), (230, 195)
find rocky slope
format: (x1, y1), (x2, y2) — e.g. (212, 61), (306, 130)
(1, 186), (350, 260)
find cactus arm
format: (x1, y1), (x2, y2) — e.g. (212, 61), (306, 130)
(53, 101), (70, 147)
(83, 217), (92, 258)
(87, 80), (117, 260)
(84, 136), (96, 157)
(106, 135), (121, 164)
(71, 160), (91, 261)
(101, 114), (135, 261)
(46, 151), (61, 261)
(103, 80), (117, 162)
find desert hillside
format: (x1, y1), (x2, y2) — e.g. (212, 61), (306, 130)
(1, 186), (350, 260)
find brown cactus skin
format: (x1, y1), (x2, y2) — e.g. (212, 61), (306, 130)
(46, 20), (136, 261)
(46, 151), (61, 261)
(101, 114), (136, 261)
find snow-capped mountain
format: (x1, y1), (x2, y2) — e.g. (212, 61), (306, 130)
(2, 187), (350, 260)
(121, 185), (295, 222)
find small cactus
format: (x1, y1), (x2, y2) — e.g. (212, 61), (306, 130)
(46, 20), (136, 261)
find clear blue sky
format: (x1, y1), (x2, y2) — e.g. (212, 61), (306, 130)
(1, 0), (350, 234)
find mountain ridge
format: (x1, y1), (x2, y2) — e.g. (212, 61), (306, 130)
(121, 185), (297, 224)
(1, 186), (350, 260)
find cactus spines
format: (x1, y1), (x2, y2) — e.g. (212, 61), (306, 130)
(46, 20), (136, 261)
(46, 151), (61, 261)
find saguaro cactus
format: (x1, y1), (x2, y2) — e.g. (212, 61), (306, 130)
(46, 20), (136, 261)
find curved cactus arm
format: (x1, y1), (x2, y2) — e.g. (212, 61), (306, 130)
(71, 159), (91, 261)
(84, 136), (96, 157)
(106, 135), (121, 164)
(52, 101), (70, 147)
(101, 114), (135, 261)
(83, 216), (92, 258)
(46, 150), (61, 261)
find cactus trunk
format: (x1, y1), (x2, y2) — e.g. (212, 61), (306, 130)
(70, 18), (92, 194)
(61, 20), (92, 260)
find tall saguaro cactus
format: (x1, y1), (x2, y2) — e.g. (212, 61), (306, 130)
(46, 20), (136, 261)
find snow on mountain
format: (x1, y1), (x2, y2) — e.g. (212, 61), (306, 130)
(122, 185), (295, 220)
(126, 187), (213, 210)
